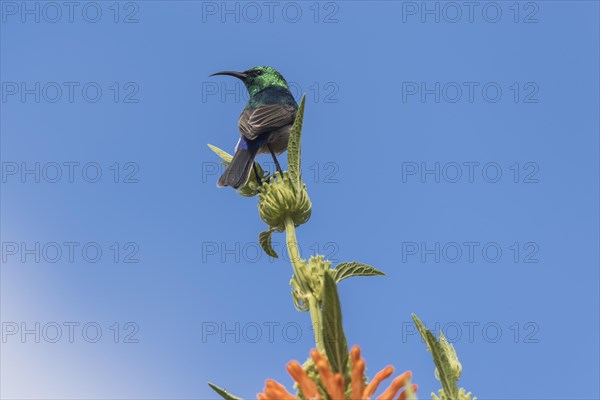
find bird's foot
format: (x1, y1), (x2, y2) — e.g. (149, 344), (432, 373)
(267, 144), (284, 175)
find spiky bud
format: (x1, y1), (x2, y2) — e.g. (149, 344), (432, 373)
(258, 171), (311, 231)
(305, 255), (332, 302)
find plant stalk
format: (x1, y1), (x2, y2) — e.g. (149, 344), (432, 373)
(307, 295), (324, 351)
(284, 216), (324, 352)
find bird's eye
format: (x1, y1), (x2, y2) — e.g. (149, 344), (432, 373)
(254, 70), (263, 76)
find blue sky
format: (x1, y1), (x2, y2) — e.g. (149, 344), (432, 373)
(1, 1), (599, 399)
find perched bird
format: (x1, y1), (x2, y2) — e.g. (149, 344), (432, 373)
(210, 66), (298, 189)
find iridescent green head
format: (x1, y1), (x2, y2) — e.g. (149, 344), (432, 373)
(210, 66), (290, 97)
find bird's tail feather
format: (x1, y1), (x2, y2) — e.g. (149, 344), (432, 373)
(218, 148), (256, 189)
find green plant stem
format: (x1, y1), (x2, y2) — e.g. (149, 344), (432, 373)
(284, 215), (324, 352)
(307, 295), (324, 351)
(284, 216), (303, 276)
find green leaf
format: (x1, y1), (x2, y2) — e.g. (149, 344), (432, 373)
(412, 314), (459, 399)
(259, 228), (278, 258)
(208, 382), (244, 400)
(321, 272), (349, 376)
(331, 262), (385, 283)
(208, 144), (233, 163)
(287, 95), (306, 184)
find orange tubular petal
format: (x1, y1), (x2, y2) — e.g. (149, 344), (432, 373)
(287, 361), (320, 400)
(397, 384), (418, 400)
(315, 358), (337, 398)
(364, 366), (394, 399)
(350, 358), (366, 400)
(331, 373), (346, 400)
(351, 346), (362, 363)
(312, 350), (345, 400)
(310, 349), (324, 364)
(257, 393), (268, 400)
(376, 372), (412, 400)
(263, 379), (297, 400)
(350, 345), (365, 400)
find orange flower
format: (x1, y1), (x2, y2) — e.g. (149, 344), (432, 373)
(258, 346), (418, 400)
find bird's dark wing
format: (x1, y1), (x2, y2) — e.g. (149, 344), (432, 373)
(238, 104), (297, 140)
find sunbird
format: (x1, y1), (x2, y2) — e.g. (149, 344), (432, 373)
(210, 66), (298, 189)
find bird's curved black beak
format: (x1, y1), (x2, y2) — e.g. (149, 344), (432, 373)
(209, 71), (247, 80)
